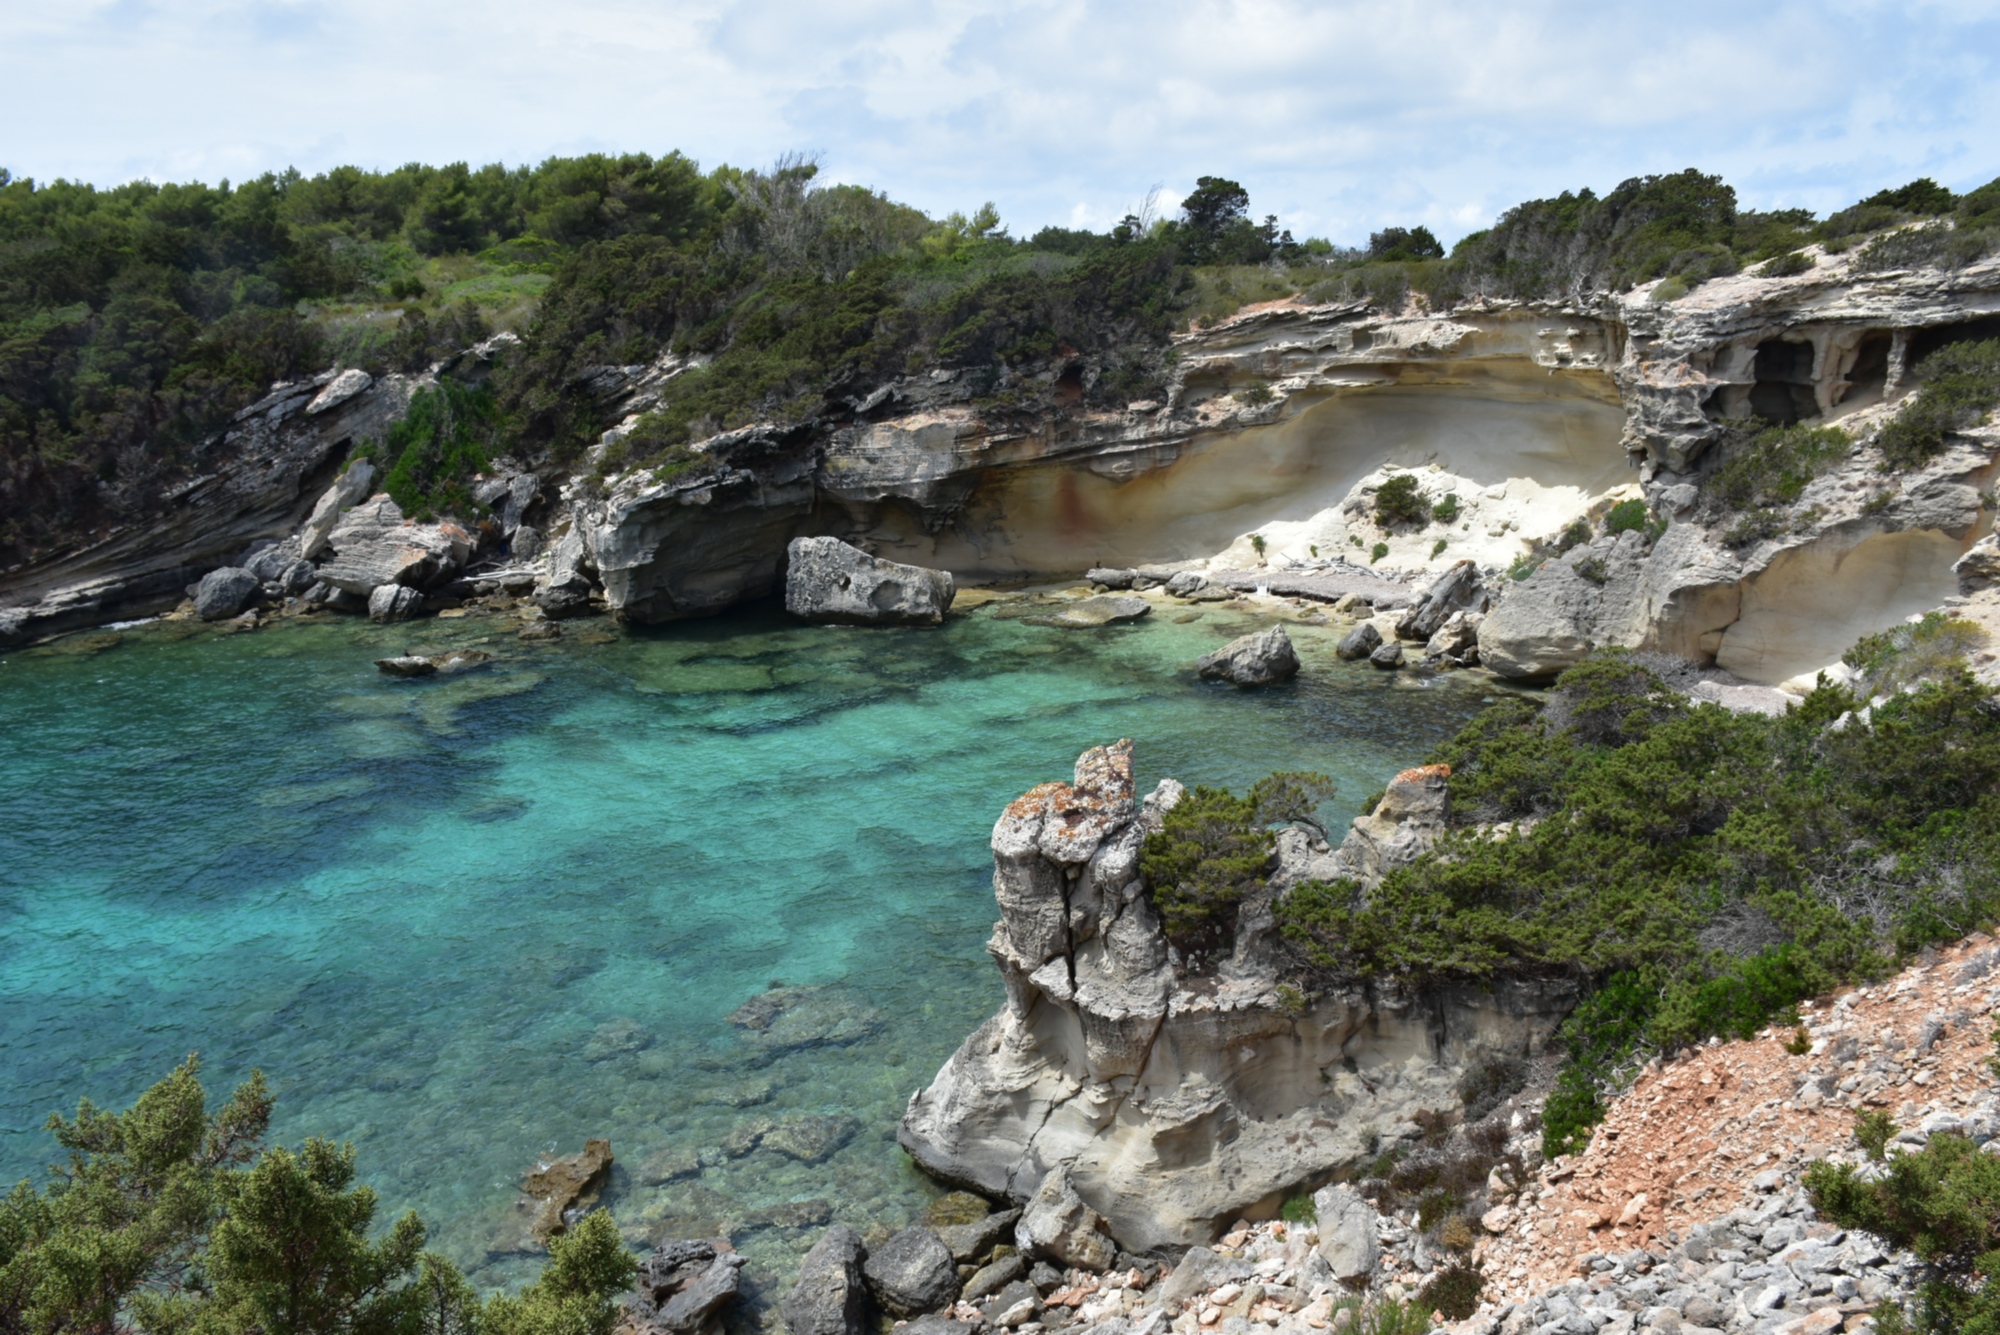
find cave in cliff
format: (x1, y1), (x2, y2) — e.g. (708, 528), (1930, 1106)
(1747, 338), (1819, 424)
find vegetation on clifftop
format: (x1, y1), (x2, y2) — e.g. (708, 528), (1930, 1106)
(6, 153), (1999, 569)
(1259, 651), (2000, 1157)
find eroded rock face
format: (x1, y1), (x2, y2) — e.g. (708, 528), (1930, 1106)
(784, 536), (955, 626)
(317, 498), (473, 595)
(898, 743), (1575, 1252)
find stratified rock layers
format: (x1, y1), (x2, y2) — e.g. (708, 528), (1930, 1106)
(897, 743), (1575, 1252)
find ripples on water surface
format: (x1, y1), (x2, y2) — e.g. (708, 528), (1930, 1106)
(0, 601), (1487, 1297)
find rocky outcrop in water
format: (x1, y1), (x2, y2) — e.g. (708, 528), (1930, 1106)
(1194, 626), (1300, 685)
(784, 536), (956, 626)
(897, 742), (1576, 1252)
(622, 1239), (745, 1335)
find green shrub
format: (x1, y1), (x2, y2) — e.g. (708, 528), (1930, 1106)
(1508, 553), (1542, 581)
(1458, 1055), (1529, 1121)
(1806, 1132), (2000, 1335)
(1855, 1110), (1899, 1162)
(1416, 1189), (1461, 1230)
(1239, 382), (1273, 407)
(1140, 772), (1334, 968)
(1375, 474), (1428, 526)
(1574, 555), (1608, 585)
(1418, 1261), (1484, 1321)
(1371, 542), (1389, 563)
(1431, 539), (1448, 559)
(1760, 251), (1815, 277)
(1710, 421), (1851, 510)
(375, 379), (495, 520)
(1280, 1192), (1318, 1224)
(1843, 612), (1986, 695)
(1723, 508), (1787, 548)
(1876, 338), (2000, 470)
(1603, 498), (1649, 535)
(0, 1056), (639, 1335)
(1853, 222), (1988, 274)
(1272, 651), (2000, 1158)
(1649, 276), (1689, 304)
(1251, 533), (1267, 558)
(1431, 493), (1461, 524)
(1554, 518), (1592, 554)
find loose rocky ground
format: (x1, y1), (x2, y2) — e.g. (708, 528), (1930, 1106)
(856, 935), (2000, 1335)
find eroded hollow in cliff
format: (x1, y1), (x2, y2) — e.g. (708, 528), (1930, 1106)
(886, 359), (1629, 576)
(1908, 314), (2000, 365)
(1748, 339), (1818, 424)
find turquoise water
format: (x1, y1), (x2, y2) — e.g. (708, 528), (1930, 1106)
(0, 600), (1484, 1299)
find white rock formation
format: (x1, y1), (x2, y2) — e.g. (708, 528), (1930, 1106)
(897, 743), (1575, 1252)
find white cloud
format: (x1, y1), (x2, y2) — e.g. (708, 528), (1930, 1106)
(2, 0), (1996, 244)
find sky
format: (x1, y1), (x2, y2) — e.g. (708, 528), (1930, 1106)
(5, 0), (2000, 246)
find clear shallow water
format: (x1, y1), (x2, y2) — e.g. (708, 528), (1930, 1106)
(0, 601), (1484, 1300)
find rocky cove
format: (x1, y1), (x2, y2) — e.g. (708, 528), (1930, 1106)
(5, 188), (2000, 1335)
(0, 594), (1492, 1307)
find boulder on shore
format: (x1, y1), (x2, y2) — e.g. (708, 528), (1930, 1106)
(1369, 641), (1405, 670)
(784, 537), (955, 626)
(367, 584), (424, 622)
(861, 1226), (959, 1317)
(194, 568), (260, 620)
(1196, 626), (1299, 685)
(1334, 621), (1382, 660)
(783, 1225), (874, 1335)
(625, 1238), (745, 1335)
(1015, 1165), (1116, 1272)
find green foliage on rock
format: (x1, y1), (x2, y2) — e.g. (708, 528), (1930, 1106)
(1806, 1131), (2000, 1335)
(1140, 772), (1334, 968)
(1876, 338), (2000, 470)
(374, 381), (496, 520)
(1709, 421), (1851, 510)
(1844, 612), (1987, 696)
(1602, 499), (1649, 536)
(1374, 474), (1427, 526)
(1272, 650), (2000, 1157)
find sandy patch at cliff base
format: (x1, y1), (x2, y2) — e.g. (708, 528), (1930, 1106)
(1482, 934), (2000, 1303)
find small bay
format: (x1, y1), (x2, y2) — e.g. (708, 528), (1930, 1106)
(0, 601), (1484, 1296)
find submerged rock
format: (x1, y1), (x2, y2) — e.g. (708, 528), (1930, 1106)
(194, 567), (259, 620)
(785, 536), (955, 626)
(624, 1238), (745, 1335)
(1195, 625), (1299, 685)
(783, 1224), (875, 1335)
(726, 984), (883, 1054)
(761, 1112), (859, 1163)
(374, 655), (438, 678)
(934, 1207), (1021, 1262)
(1369, 640), (1404, 670)
(1019, 595), (1149, 628)
(862, 1225), (959, 1317)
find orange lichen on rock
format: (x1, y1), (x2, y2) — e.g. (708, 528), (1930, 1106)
(1393, 762), (1452, 784)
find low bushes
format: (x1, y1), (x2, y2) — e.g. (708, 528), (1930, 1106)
(1876, 338), (2000, 470)
(1270, 651), (2000, 1157)
(1374, 474), (1428, 526)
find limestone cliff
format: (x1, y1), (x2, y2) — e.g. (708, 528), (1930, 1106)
(535, 250), (1999, 687)
(896, 742), (1575, 1252)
